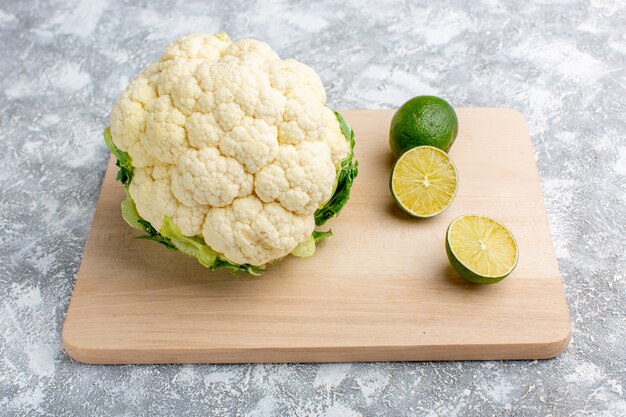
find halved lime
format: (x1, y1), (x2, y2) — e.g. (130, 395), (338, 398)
(390, 146), (458, 217)
(446, 215), (519, 284)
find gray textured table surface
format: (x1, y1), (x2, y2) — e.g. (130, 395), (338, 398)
(1, 0), (625, 416)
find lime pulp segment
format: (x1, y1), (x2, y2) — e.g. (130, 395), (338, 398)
(447, 215), (518, 280)
(391, 146), (458, 217)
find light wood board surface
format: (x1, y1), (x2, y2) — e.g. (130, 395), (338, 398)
(62, 108), (571, 364)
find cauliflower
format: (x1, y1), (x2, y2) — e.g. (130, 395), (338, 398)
(104, 33), (357, 273)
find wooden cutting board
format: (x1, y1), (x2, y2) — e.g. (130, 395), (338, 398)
(62, 109), (571, 364)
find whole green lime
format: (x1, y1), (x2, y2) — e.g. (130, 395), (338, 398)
(389, 96), (458, 156)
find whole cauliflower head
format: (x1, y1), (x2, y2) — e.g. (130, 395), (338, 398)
(107, 33), (357, 271)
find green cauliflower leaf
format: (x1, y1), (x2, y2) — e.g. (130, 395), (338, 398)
(314, 110), (358, 226)
(103, 127), (134, 186)
(312, 229), (333, 243)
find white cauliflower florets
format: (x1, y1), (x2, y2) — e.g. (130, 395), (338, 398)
(110, 33), (350, 266)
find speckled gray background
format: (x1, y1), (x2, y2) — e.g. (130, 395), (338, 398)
(1, 0), (625, 415)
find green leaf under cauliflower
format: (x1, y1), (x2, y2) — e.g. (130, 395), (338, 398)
(104, 127), (133, 186)
(314, 110), (358, 226)
(120, 189), (146, 230)
(291, 229), (333, 258)
(158, 216), (218, 267)
(158, 216), (263, 275)
(312, 229), (333, 243)
(120, 190), (176, 250)
(136, 224), (177, 250)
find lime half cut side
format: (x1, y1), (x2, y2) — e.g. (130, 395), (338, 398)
(446, 215), (519, 284)
(390, 146), (458, 218)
